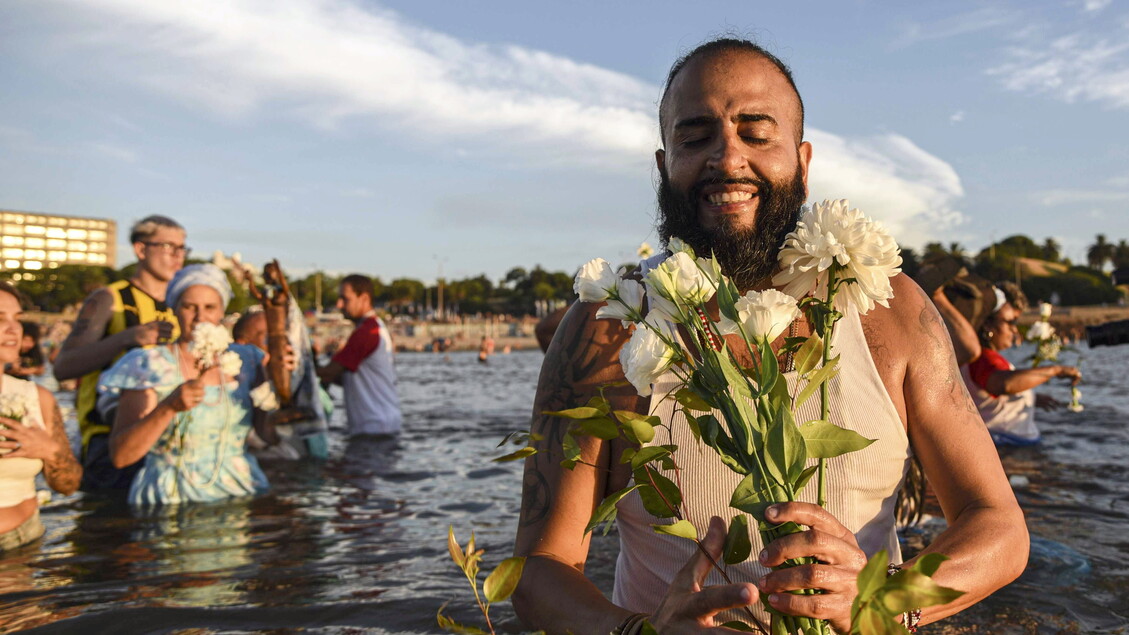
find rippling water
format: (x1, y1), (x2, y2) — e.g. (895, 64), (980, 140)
(1, 344), (1126, 634)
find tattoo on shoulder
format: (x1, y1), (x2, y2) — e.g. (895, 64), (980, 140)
(919, 305), (979, 417)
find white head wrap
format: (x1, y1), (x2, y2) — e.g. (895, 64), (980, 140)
(992, 286), (1008, 313)
(166, 263), (232, 309)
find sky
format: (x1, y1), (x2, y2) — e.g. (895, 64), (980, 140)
(2, 0), (1128, 284)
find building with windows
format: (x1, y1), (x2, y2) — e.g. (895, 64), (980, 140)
(1, 209), (116, 270)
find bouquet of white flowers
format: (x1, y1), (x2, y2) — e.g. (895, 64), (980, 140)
(0, 392), (36, 455)
(550, 200), (961, 634)
(188, 322), (241, 378)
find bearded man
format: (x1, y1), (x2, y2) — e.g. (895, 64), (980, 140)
(512, 38), (1027, 633)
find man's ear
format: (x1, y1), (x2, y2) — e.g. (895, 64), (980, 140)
(132, 241), (147, 262)
(798, 141), (813, 198)
(655, 148), (667, 178)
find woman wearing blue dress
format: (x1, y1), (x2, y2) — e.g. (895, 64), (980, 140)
(101, 264), (281, 506)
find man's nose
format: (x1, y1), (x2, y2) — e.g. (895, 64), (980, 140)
(706, 128), (747, 175)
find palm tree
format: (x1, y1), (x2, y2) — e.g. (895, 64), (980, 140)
(1114, 240), (1129, 269)
(1041, 237), (1061, 262)
(1087, 234), (1115, 271)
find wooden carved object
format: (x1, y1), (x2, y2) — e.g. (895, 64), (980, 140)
(245, 259), (294, 405)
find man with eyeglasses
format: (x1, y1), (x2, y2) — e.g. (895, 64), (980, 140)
(54, 215), (188, 492)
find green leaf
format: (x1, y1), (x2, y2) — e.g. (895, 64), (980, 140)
(560, 432), (581, 470)
(764, 406), (789, 486)
(585, 395), (612, 415)
(447, 526), (465, 568)
(794, 334), (824, 377)
(779, 406), (807, 479)
(619, 447), (637, 464)
(640, 620), (658, 635)
(698, 414), (723, 446)
(881, 570), (965, 613)
(437, 605), (489, 634)
(723, 514), (752, 565)
(793, 465), (819, 495)
(720, 621), (757, 632)
(675, 386), (713, 412)
(799, 420), (876, 459)
(683, 410), (702, 443)
(716, 276), (741, 323)
(630, 445), (673, 471)
(635, 465), (682, 518)
(758, 338), (779, 396)
(794, 355), (840, 410)
(578, 416), (620, 440)
(729, 473), (772, 518)
(652, 519), (698, 540)
(585, 484), (643, 534)
(541, 406), (602, 420)
(851, 606), (894, 635)
(492, 446), (537, 462)
(855, 549), (889, 604)
(912, 552), (949, 577)
(483, 556), (525, 602)
(614, 410), (659, 444)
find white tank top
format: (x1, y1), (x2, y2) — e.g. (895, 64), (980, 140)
(0, 375), (46, 507)
(960, 363), (1037, 442)
(612, 304), (910, 622)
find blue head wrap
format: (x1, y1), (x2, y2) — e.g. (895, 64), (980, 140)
(166, 263), (232, 309)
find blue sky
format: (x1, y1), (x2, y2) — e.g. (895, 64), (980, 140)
(2, 0), (1127, 284)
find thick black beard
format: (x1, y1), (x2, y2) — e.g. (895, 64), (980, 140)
(656, 168), (808, 289)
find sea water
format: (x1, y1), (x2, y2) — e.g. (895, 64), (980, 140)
(0, 345), (1125, 633)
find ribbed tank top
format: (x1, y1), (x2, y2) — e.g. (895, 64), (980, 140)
(612, 303), (910, 623)
(0, 375), (46, 508)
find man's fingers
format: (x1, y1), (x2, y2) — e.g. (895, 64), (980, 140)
(687, 582), (758, 618)
(765, 503), (856, 543)
(670, 517), (726, 592)
(759, 563), (856, 595)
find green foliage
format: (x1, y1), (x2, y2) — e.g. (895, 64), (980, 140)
(2, 265), (116, 312)
(442, 527), (526, 635)
(850, 551), (965, 634)
(1021, 267), (1119, 306)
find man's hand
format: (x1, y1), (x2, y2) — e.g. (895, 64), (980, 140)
(650, 516), (759, 633)
(164, 378), (206, 412)
(756, 503), (868, 634)
(130, 320), (176, 348)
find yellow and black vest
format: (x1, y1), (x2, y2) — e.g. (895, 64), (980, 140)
(76, 280), (179, 449)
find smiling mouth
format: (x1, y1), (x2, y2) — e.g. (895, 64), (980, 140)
(705, 191), (755, 205)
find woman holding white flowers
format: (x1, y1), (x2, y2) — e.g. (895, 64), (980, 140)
(0, 282), (82, 551)
(101, 264), (277, 506)
(963, 291), (1081, 446)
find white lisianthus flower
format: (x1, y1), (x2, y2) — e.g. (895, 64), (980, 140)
(645, 252), (718, 317)
(772, 199), (902, 314)
(718, 288), (802, 342)
(189, 322), (234, 369)
(1027, 320), (1056, 341)
(619, 319), (678, 397)
(250, 382), (280, 411)
(0, 393), (33, 421)
(219, 350), (243, 379)
(1040, 302), (1053, 319)
(667, 237), (694, 258)
(596, 278), (645, 325)
(637, 242), (655, 259)
(574, 258), (618, 303)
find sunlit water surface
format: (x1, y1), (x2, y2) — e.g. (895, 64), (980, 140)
(0, 345), (1125, 634)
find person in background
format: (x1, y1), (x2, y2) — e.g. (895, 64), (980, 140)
(0, 282), (82, 551)
(233, 309), (268, 352)
(5, 321), (45, 379)
(316, 275), (402, 437)
(962, 287), (1081, 446)
(98, 264), (277, 506)
(53, 215), (186, 492)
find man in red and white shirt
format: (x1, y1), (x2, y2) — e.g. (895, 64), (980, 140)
(317, 275), (402, 436)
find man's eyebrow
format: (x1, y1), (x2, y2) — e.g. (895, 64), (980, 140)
(673, 113), (779, 130)
(735, 113), (777, 126)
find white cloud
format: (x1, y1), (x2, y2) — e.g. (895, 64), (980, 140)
(805, 130), (967, 247)
(949, 110), (965, 124)
(1035, 189), (1129, 206)
(1078, 0), (1112, 13)
(988, 25), (1129, 109)
(30, 0), (659, 169)
(88, 142), (137, 163)
(891, 7), (1017, 49)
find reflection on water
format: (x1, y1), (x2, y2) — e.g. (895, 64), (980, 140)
(2, 345), (1128, 634)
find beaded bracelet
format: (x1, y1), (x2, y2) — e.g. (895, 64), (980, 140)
(886, 564), (922, 633)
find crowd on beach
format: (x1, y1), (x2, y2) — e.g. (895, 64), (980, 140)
(0, 34), (1100, 634)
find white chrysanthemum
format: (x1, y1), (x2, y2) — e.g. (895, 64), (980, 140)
(596, 278), (645, 325)
(189, 322), (234, 369)
(718, 288), (802, 342)
(1027, 321), (1056, 341)
(644, 252), (718, 319)
(619, 319), (678, 397)
(574, 258), (619, 303)
(219, 350), (243, 378)
(1039, 302), (1053, 320)
(250, 382), (280, 411)
(0, 393), (33, 421)
(772, 199), (902, 314)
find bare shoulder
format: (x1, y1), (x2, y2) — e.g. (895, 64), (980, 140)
(536, 300), (635, 398)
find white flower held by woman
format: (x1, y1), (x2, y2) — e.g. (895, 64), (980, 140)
(1027, 321), (1056, 341)
(250, 382), (280, 411)
(619, 318), (678, 397)
(219, 350), (243, 379)
(773, 199), (902, 314)
(0, 392), (34, 422)
(1040, 302), (1053, 320)
(189, 322), (234, 370)
(718, 288), (802, 342)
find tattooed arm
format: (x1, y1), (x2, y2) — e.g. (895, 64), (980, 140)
(53, 288), (174, 380)
(866, 275), (1027, 626)
(37, 386), (82, 495)
(511, 301), (648, 634)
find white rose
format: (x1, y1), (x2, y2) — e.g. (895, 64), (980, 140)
(596, 278), (645, 324)
(1040, 302), (1053, 319)
(718, 288), (802, 342)
(619, 320), (677, 397)
(772, 199), (902, 314)
(1027, 320), (1056, 341)
(574, 258), (618, 303)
